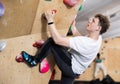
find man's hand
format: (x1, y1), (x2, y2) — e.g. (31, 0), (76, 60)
(44, 10), (70, 48)
(71, 20), (81, 36)
(45, 10), (55, 23)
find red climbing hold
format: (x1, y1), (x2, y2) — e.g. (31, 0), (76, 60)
(63, 0), (79, 7)
(16, 54), (24, 63)
(33, 40), (44, 48)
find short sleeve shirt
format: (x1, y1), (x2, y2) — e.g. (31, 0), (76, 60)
(70, 35), (102, 74)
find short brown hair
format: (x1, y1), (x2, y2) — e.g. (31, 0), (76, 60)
(95, 14), (110, 34)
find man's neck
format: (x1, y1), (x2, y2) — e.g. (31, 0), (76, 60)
(88, 33), (99, 41)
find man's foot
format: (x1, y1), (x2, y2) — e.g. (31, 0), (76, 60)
(21, 51), (37, 67)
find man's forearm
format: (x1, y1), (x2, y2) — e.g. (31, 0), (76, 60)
(45, 10), (70, 47)
(48, 23), (62, 43)
(72, 26), (82, 36)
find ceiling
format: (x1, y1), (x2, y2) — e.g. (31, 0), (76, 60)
(76, 0), (120, 39)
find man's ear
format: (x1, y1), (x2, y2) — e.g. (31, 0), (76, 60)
(96, 26), (101, 31)
(98, 26), (102, 31)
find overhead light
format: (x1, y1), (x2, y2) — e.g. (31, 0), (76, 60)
(105, 5), (120, 17)
(110, 13), (116, 18)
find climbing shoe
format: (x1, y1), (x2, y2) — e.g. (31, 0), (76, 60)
(21, 51), (37, 67)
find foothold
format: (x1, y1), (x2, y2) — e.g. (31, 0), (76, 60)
(63, 0), (79, 7)
(39, 59), (50, 73)
(104, 40), (108, 43)
(0, 2), (5, 16)
(16, 54), (24, 63)
(78, 5), (82, 11)
(0, 40), (6, 52)
(52, 9), (57, 14)
(32, 40), (44, 48)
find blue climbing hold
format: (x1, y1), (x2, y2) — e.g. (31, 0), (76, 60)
(0, 2), (5, 17)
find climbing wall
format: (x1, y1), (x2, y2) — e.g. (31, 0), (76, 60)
(0, 0), (84, 83)
(31, 0), (83, 36)
(0, 0), (39, 39)
(52, 37), (120, 82)
(0, 33), (55, 84)
(100, 38), (120, 81)
(0, 0), (120, 83)
(0, 28), (68, 84)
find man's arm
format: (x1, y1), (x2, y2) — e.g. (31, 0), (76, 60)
(45, 10), (70, 47)
(71, 24), (82, 36)
(70, 20), (82, 36)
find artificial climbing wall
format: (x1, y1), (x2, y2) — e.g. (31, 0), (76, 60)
(0, 0), (39, 39)
(31, 0), (83, 37)
(0, 0), (83, 84)
(1, 0), (120, 83)
(100, 37), (120, 81)
(0, 0), (83, 39)
(0, 33), (55, 84)
(53, 37), (120, 82)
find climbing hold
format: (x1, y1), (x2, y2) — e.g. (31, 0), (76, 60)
(39, 59), (50, 73)
(78, 5), (82, 11)
(0, 40), (6, 52)
(63, 0), (79, 7)
(16, 54), (24, 63)
(33, 40), (44, 48)
(52, 9), (57, 14)
(0, 2), (5, 16)
(42, 9), (57, 20)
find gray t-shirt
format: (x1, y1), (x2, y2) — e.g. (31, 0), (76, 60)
(70, 35), (102, 74)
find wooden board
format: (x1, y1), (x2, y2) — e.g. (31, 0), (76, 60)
(0, 29), (69, 84)
(0, 0), (39, 39)
(0, 33), (53, 84)
(53, 38), (120, 82)
(31, 0), (83, 37)
(0, 0), (84, 83)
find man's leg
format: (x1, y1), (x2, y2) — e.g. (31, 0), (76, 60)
(35, 38), (55, 63)
(22, 37), (78, 83)
(51, 45), (78, 84)
(21, 38), (55, 67)
(61, 73), (75, 84)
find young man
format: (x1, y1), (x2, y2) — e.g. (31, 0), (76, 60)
(21, 10), (110, 84)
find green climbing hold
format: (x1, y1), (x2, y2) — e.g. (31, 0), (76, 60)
(78, 5), (82, 11)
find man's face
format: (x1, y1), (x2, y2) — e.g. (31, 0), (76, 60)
(86, 17), (101, 32)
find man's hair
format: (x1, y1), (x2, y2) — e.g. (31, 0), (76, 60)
(95, 14), (110, 34)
